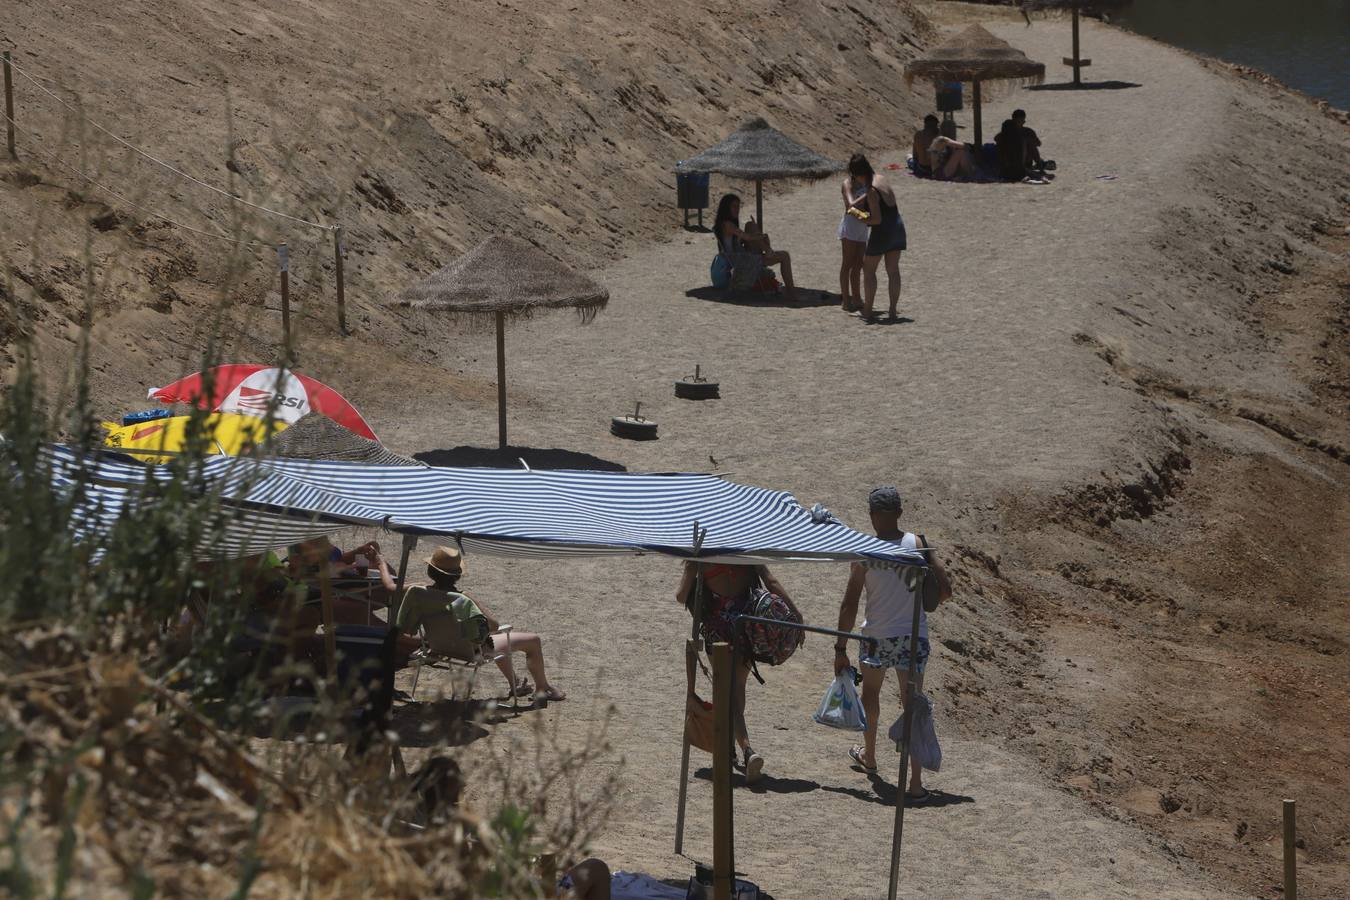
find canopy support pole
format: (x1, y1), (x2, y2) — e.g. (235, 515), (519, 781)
(754, 179), (763, 228)
(711, 641), (734, 900)
(318, 565), (338, 681)
(886, 567), (928, 900)
(971, 79), (983, 148)
(674, 525), (707, 856)
(391, 533), (418, 624)
(495, 310), (507, 450)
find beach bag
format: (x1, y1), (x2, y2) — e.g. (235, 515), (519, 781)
(710, 254), (732, 289)
(687, 863), (761, 899)
(684, 694), (716, 754)
(740, 587), (801, 666)
(888, 692), (941, 773)
(813, 668), (866, 731)
(729, 251), (766, 290)
(750, 269), (780, 293)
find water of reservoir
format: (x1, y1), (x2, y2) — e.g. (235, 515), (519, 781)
(1116, 0), (1349, 109)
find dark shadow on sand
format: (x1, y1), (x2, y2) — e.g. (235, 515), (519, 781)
(385, 696), (538, 748)
(415, 445), (627, 472)
(1027, 79), (1141, 91)
(857, 314), (915, 327)
(682, 224), (713, 234)
(685, 286), (839, 309)
(823, 772), (976, 808)
(695, 767), (823, 795)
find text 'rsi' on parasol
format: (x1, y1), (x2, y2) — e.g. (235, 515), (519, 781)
(904, 24), (1046, 147)
(675, 117), (843, 227)
(1019, 0), (1133, 86)
(391, 235), (609, 451)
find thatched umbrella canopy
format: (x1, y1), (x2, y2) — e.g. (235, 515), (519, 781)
(904, 25), (1046, 146)
(392, 235), (609, 449)
(268, 413), (421, 466)
(675, 117), (843, 225)
(1019, 0), (1133, 86)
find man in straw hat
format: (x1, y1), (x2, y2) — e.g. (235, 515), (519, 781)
(417, 546), (566, 702)
(833, 486), (951, 802)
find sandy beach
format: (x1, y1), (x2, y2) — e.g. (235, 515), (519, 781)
(2, 0), (1348, 896)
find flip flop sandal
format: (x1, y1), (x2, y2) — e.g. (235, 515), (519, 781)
(849, 745), (878, 774)
(534, 687), (567, 702)
(904, 788), (934, 806)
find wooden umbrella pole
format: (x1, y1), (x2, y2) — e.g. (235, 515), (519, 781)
(755, 179), (763, 229)
(886, 566), (928, 900)
(972, 79), (983, 148)
(1071, 8), (1082, 86)
(495, 309), (507, 450)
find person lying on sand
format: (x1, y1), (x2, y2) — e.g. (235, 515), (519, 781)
(927, 136), (979, 181)
(911, 113), (941, 176)
(712, 193), (798, 301)
(421, 545), (566, 702)
(834, 486), (952, 804)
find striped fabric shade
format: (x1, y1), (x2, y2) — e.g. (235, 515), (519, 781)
(49, 446), (927, 567)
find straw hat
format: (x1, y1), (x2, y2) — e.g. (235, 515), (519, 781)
(426, 546), (464, 577)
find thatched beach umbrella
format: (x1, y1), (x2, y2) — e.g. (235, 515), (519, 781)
(392, 236), (609, 450)
(675, 117), (843, 226)
(904, 24), (1046, 147)
(1019, 0), (1133, 86)
(269, 413), (421, 466)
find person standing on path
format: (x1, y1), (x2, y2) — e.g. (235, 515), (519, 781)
(837, 154), (872, 312)
(833, 486), (952, 801)
(857, 160), (907, 322)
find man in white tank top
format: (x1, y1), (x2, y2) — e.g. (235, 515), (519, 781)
(834, 486), (951, 800)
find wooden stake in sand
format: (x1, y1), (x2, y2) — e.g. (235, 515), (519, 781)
(1283, 799), (1297, 900)
(278, 243), (291, 355)
(333, 225), (348, 335)
(3, 51), (15, 160)
(711, 641), (734, 900)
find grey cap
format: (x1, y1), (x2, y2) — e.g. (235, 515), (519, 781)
(868, 485), (903, 512)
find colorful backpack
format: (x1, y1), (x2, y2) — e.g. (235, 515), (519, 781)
(739, 587), (802, 666)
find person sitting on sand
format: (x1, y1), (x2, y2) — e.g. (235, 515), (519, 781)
(677, 560), (802, 784)
(911, 114), (941, 176)
(927, 135), (979, 181)
(712, 193), (798, 301)
(1011, 109), (1046, 172)
(994, 119), (1027, 182)
(420, 546), (565, 702)
(834, 486), (952, 804)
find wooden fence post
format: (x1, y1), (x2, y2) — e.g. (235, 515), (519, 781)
(333, 226), (347, 335)
(1283, 799), (1297, 900)
(3, 51), (15, 160)
(278, 243), (291, 355)
(711, 642), (733, 900)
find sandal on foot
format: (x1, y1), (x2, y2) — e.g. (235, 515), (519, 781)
(534, 686), (567, 702)
(849, 745), (878, 774)
(904, 788), (934, 806)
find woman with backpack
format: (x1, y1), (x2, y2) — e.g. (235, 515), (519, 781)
(676, 561), (803, 783)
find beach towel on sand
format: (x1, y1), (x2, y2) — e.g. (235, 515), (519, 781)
(889, 692), (941, 773)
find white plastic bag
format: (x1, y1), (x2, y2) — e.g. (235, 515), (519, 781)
(813, 668), (866, 731)
(888, 692), (941, 772)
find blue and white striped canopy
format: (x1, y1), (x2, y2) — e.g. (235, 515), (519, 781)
(48, 446), (926, 567)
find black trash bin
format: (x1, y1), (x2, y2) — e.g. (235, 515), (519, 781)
(675, 171), (710, 228)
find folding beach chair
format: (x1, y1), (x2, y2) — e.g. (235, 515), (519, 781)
(397, 586), (518, 704)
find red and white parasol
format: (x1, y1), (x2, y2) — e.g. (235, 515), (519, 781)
(148, 365), (377, 440)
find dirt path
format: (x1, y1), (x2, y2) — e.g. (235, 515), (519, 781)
(375, 16), (1350, 899)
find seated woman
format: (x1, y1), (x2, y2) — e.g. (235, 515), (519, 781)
(927, 135), (979, 181)
(712, 193), (798, 302)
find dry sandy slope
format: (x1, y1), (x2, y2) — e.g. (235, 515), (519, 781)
(380, 14), (1345, 900)
(3, 1), (1349, 897)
